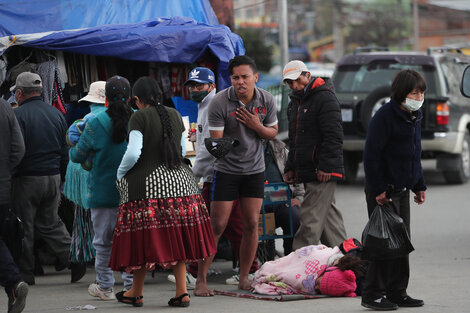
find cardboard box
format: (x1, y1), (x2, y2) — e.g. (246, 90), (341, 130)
(258, 212), (276, 236)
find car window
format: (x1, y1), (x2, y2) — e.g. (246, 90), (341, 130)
(440, 59), (468, 95)
(333, 62), (438, 96)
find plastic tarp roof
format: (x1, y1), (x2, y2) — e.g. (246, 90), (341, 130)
(0, 0), (219, 36)
(1, 17), (245, 89)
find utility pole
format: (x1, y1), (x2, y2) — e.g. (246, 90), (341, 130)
(279, 0), (289, 68)
(413, 0), (419, 51)
(333, 0), (344, 62)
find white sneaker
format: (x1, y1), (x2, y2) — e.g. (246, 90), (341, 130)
(225, 273), (255, 285)
(88, 283), (116, 300)
(167, 272), (196, 290)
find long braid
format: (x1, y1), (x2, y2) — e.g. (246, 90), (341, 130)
(132, 76), (182, 169)
(105, 76), (132, 144)
(154, 104), (181, 169)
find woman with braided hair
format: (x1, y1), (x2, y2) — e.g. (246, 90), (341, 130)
(109, 76), (216, 308)
(70, 76), (134, 300)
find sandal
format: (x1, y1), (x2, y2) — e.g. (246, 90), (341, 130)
(116, 290), (143, 307)
(168, 293), (190, 307)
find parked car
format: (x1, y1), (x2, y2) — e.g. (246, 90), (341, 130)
(332, 46), (470, 184)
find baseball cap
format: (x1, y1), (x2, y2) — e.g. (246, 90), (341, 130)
(184, 67), (215, 86)
(79, 81), (106, 104)
(10, 72), (43, 91)
(282, 60), (309, 82)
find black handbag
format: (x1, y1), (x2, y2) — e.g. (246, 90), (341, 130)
(3, 208), (25, 261)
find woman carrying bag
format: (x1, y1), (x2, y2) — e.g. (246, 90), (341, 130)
(361, 69), (427, 311)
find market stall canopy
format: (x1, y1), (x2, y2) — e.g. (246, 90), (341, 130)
(0, 0), (219, 36)
(0, 17), (245, 89)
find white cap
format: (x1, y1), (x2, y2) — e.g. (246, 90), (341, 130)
(78, 81), (106, 104)
(282, 60), (309, 82)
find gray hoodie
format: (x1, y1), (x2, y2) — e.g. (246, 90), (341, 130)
(192, 89), (217, 183)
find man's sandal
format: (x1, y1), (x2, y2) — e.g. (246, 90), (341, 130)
(168, 293), (190, 307)
(115, 290), (143, 307)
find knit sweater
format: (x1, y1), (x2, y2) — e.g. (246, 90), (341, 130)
(70, 110), (128, 208)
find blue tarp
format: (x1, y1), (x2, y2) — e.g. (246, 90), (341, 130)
(0, 0), (219, 37)
(17, 17), (245, 89)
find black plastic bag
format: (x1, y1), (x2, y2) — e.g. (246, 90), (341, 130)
(3, 208), (24, 261)
(361, 203), (414, 260)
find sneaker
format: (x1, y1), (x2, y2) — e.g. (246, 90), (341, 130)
(361, 297), (398, 311)
(167, 272), (196, 290)
(388, 295), (424, 307)
(225, 273), (255, 285)
(8, 281), (29, 313)
(88, 283), (116, 301)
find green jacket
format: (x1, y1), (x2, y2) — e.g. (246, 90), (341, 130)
(70, 110), (127, 208)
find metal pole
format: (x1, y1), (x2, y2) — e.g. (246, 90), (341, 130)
(279, 0), (289, 68)
(413, 0), (419, 51)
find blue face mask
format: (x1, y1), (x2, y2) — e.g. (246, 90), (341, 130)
(8, 91), (16, 104)
(403, 97), (424, 111)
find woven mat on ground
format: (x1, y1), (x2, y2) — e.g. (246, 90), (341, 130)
(214, 289), (328, 301)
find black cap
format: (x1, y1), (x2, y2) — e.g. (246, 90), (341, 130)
(105, 75), (130, 103)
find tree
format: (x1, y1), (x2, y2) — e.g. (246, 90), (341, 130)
(236, 28), (273, 72)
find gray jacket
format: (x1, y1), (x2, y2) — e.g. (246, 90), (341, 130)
(192, 89), (216, 183)
(0, 99), (25, 205)
(268, 138), (305, 203)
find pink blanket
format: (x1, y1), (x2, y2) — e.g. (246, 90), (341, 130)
(252, 245), (341, 295)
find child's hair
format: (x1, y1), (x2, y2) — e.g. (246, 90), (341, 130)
(132, 76), (181, 169)
(335, 254), (364, 278)
(105, 75), (133, 144)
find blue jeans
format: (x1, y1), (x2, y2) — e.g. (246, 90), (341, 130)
(90, 208), (132, 290)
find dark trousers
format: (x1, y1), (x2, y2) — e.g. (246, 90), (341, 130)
(11, 175), (71, 281)
(361, 189), (411, 301)
(0, 204), (23, 290)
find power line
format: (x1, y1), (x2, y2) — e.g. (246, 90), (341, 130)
(234, 1), (270, 11)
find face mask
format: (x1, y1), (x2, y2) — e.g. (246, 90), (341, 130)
(190, 90), (209, 103)
(402, 97), (424, 111)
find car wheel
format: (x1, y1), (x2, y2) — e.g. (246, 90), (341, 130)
(443, 130), (470, 184)
(360, 86), (391, 131)
(342, 151), (360, 184)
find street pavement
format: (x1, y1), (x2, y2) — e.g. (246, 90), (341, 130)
(2, 161), (469, 312)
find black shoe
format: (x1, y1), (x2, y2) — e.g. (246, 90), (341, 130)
(362, 297), (398, 311)
(70, 263), (87, 283)
(8, 281), (29, 313)
(388, 295), (424, 307)
(54, 257), (68, 272)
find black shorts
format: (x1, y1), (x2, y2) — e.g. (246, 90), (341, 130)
(211, 171), (265, 201)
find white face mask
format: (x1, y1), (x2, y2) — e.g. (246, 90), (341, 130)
(403, 97), (423, 111)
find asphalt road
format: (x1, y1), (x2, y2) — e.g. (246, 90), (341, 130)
(2, 161), (469, 313)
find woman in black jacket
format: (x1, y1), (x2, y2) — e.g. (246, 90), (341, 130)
(361, 69), (426, 311)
